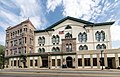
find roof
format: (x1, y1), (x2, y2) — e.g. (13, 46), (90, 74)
(45, 16), (93, 30)
(45, 16), (115, 30)
(34, 29), (54, 33)
(6, 19), (36, 30)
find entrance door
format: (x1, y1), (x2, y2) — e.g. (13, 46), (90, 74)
(107, 58), (115, 69)
(42, 57), (48, 68)
(66, 56), (73, 68)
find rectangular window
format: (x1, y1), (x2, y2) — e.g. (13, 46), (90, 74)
(35, 60), (38, 66)
(14, 60), (16, 66)
(25, 37), (26, 43)
(84, 58), (90, 66)
(30, 60), (33, 66)
(57, 59), (61, 66)
(78, 59), (82, 66)
(52, 59), (55, 66)
(93, 58), (97, 66)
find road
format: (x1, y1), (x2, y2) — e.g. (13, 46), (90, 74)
(0, 69), (120, 77)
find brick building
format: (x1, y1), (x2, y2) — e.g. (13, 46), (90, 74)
(5, 16), (120, 69)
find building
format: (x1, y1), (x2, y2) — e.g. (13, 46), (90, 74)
(5, 16), (120, 69)
(5, 19), (35, 68)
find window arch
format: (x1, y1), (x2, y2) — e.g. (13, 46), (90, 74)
(38, 37), (42, 44)
(42, 48), (45, 52)
(101, 44), (106, 49)
(38, 48), (42, 53)
(101, 30), (105, 41)
(83, 32), (87, 42)
(95, 31), (100, 41)
(56, 47), (60, 52)
(69, 43), (72, 52)
(78, 32), (87, 42)
(79, 45), (83, 50)
(96, 44), (101, 49)
(52, 35), (56, 44)
(66, 44), (69, 52)
(56, 35), (60, 44)
(78, 32), (83, 42)
(42, 36), (45, 44)
(65, 25), (72, 29)
(65, 32), (72, 39)
(52, 47), (56, 52)
(83, 45), (88, 50)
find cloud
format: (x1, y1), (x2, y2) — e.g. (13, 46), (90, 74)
(0, 0), (47, 45)
(46, 0), (120, 48)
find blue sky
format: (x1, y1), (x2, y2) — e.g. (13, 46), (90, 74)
(0, 0), (120, 48)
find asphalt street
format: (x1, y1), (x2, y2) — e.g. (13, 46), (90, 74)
(0, 69), (120, 77)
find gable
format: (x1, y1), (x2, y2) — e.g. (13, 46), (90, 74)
(45, 16), (115, 30)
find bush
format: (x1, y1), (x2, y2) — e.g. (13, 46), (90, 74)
(105, 67), (110, 69)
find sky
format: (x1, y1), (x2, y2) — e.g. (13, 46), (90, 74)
(0, 0), (120, 48)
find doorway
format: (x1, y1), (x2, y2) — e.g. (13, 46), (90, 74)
(42, 56), (48, 68)
(66, 56), (73, 68)
(107, 58), (115, 69)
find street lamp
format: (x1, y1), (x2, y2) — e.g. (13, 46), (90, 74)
(100, 50), (104, 70)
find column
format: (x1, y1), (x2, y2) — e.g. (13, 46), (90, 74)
(82, 54), (84, 68)
(27, 57), (30, 68)
(55, 56), (57, 68)
(12, 59), (14, 68)
(33, 57), (35, 68)
(48, 56), (52, 69)
(115, 53), (119, 68)
(16, 58), (18, 68)
(9, 58), (11, 68)
(75, 54), (78, 68)
(38, 56), (42, 68)
(90, 54), (93, 68)
(104, 53), (107, 67)
(97, 54), (100, 69)
(60, 56), (63, 67)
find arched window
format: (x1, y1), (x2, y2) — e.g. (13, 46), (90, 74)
(83, 45), (88, 50)
(101, 31), (105, 41)
(78, 32), (83, 42)
(65, 25), (72, 29)
(79, 45), (83, 50)
(101, 44), (106, 49)
(95, 31), (100, 41)
(83, 32), (87, 42)
(38, 48), (42, 53)
(96, 44), (101, 49)
(65, 32), (72, 39)
(66, 44), (69, 52)
(56, 47), (60, 52)
(56, 35), (60, 44)
(42, 48), (45, 52)
(38, 37), (42, 44)
(52, 35), (56, 44)
(52, 47), (56, 52)
(69, 43), (72, 52)
(42, 36), (45, 44)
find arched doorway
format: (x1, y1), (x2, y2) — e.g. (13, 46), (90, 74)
(66, 56), (73, 68)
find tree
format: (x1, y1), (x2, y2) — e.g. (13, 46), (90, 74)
(0, 45), (5, 69)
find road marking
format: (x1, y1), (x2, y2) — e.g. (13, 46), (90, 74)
(0, 72), (120, 77)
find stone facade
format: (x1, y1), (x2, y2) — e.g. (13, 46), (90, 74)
(5, 16), (120, 69)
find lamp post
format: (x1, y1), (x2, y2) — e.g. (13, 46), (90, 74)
(101, 50), (104, 70)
